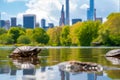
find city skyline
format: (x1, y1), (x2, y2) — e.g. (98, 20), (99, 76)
(0, 0), (119, 26)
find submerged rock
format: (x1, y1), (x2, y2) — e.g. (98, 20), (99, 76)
(106, 49), (120, 57)
(59, 61), (103, 73)
(9, 46), (42, 58)
(106, 57), (120, 65)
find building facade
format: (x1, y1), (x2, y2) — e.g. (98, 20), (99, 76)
(87, 0), (95, 21)
(72, 19), (82, 25)
(66, 0), (70, 25)
(59, 5), (65, 26)
(23, 14), (36, 29)
(0, 20), (5, 28)
(11, 17), (17, 27)
(41, 19), (46, 28)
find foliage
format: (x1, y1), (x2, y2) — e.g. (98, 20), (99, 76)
(8, 27), (25, 43)
(70, 22), (82, 45)
(0, 28), (7, 35)
(0, 34), (14, 44)
(78, 21), (100, 46)
(32, 28), (49, 44)
(60, 26), (71, 46)
(17, 35), (31, 44)
(47, 27), (62, 46)
(95, 13), (120, 46)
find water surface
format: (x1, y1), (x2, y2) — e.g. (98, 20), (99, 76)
(0, 47), (120, 80)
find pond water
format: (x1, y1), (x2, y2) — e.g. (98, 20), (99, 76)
(0, 47), (120, 80)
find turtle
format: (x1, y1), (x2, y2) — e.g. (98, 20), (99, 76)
(106, 49), (120, 57)
(9, 46), (42, 58)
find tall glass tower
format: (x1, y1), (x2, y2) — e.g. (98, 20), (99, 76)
(87, 0), (95, 20)
(66, 0), (70, 25)
(23, 14), (36, 29)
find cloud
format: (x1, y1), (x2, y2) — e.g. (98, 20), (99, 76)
(80, 4), (89, 10)
(5, 0), (28, 3)
(15, 0), (119, 25)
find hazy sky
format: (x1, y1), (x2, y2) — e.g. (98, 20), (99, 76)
(0, 0), (119, 26)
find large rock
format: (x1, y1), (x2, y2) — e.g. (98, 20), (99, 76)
(9, 46), (42, 58)
(59, 61), (103, 73)
(106, 49), (120, 57)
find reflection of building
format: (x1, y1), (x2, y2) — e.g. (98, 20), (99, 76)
(59, 5), (65, 26)
(72, 19), (82, 25)
(88, 73), (97, 80)
(60, 69), (70, 80)
(23, 14), (36, 29)
(11, 17), (17, 27)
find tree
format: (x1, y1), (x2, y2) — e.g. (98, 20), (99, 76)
(78, 21), (100, 46)
(32, 28), (49, 44)
(8, 27), (25, 43)
(95, 13), (120, 46)
(47, 27), (62, 46)
(0, 34), (14, 44)
(17, 35), (31, 44)
(0, 28), (7, 35)
(60, 26), (71, 46)
(70, 22), (82, 45)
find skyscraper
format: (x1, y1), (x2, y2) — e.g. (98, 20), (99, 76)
(59, 5), (65, 26)
(87, 0), (95, 20)
(23, 14), (36, 29)
(11, 17), (17, 27)
(66, 0), (70, 25)
(41, 19), (46, 28)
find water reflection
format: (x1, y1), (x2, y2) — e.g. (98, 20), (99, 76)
(0, 48), (120, 80)
(106, 57), (120, 65)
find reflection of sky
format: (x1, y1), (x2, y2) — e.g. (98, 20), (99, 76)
(0, 65), (112, 80)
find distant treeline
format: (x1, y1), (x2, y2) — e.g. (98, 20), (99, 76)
(0, 13), (120, 46)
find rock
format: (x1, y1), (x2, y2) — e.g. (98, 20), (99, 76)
(106, 57), (120, 65)
(59, 61), (103, 73)
(106, 49), (120, 57)
(9, 46), (42, 58)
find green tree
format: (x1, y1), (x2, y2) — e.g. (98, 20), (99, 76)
(0, 34), (14, 44)
(17, 35), (31, 44)
(60, 26), (71, 46)
(47, 27), (62, 46)
(0, 28), (7, 35)
(32, 28), (49, 44)
(78, 21), (100, 46)
(8, 27), (25, 43)
(95, 13), (120, 46)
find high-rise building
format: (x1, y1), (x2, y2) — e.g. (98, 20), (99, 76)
(59, 5), (65, 26)
(87, 0), (95, 21)
(72, 19), (82, 25)
(5, 20), (10, 30)
(0, 20), (5, 27)
(11, 17), (17, 27)
(23, 14), (36, 29)
(48, 23), (54, 28)
(66, 0), (70, 25)
(41, 19), (46, 28)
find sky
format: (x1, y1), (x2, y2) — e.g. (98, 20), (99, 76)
(0, 0), (119, 26)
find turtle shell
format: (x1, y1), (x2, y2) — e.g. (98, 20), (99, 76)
(106, 49), (120, 57)
(13, 46), (37, 54)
